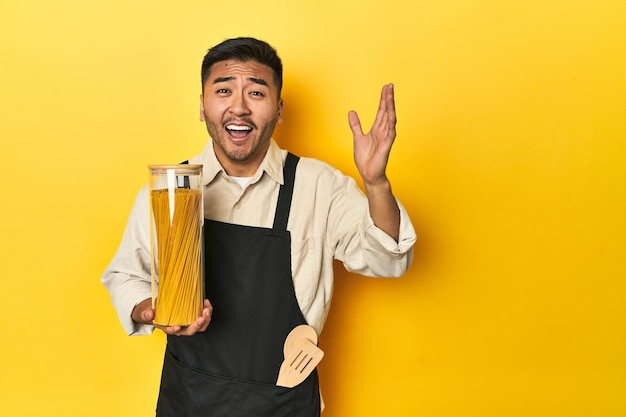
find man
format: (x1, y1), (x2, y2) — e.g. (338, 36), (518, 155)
(102, 37), (416, 416)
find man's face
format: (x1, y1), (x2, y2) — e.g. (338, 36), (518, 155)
(200, 59), (283, 176)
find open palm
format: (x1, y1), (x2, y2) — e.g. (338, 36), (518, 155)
(348, 84), (397, 186)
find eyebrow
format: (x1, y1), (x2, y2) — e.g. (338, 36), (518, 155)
(212, 76), (269, 87)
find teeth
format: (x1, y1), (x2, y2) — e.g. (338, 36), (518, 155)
(226, 125), (252, 131)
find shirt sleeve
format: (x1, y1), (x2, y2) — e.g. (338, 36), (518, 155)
(101, 186), (156, 336)
(328, 170), (417, 278)
(356, 198), (416, 277)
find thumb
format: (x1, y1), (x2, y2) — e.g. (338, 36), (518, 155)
(348, 110), (363, 137)
(131, 298), (155, 324)
(142, 306), (155, 323)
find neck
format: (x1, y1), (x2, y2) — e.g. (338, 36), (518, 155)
(213, 143), (269, 177)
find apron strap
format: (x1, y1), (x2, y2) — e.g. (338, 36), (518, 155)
(183, 154), (300, 231)
(273, 152), (300, 231)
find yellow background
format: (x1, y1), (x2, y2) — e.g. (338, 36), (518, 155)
(1, 0), (625, 416)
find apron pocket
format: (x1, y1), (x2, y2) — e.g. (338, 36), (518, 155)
(157, 350), (298, 417)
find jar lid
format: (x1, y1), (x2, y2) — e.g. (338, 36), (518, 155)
(148, 164), (203, 175)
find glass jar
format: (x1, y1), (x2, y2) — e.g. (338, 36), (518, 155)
(148, 164), (204, 326)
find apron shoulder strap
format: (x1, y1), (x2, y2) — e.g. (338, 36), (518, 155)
(183, 155), (299, 230)
(273, 152), (300, 231)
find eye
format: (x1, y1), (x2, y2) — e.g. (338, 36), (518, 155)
(216, 88), (230, 94)
(250, 91), (264, 97)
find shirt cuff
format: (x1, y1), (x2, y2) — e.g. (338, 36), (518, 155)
(107, 274), (155, 336)
(364, 198), (417, 254)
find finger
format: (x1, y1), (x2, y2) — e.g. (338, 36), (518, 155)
(388, 83), (395, 109)
(157, 324), (182, 335)
(372, 85), (392, 130)
(199, 298), (212, 321)
(197, 303), (213, 332)
(179, 320), (202, 336)
(141, 307), (155, 323)
(385, 84), (397, 129)
(380, 84), (390, 111)
(175, 300), (213, 335)
(179, 314), (209, 336)
(348, 110), (363, 137)
(131, 298), (154, 324)
(375, 84), (396, 140)
(194, 315), (210, 334)
(197, 319), (210, 333)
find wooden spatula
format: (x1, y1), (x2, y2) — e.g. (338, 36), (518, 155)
(276, 325), (324, 388)
(283, 324), (318, 357)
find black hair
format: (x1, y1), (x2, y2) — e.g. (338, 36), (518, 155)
(201, 37), (283, 94)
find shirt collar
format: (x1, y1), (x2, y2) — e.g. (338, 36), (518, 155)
(191, 138), (285, 186)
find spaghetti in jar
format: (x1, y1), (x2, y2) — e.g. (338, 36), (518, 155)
(148, 164), (204, 327)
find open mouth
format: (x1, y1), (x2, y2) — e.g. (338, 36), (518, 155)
(226, 124), (253, 140)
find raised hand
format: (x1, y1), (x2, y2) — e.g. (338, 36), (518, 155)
(348, 83), (397, 186)
(347, 84), (400, 241)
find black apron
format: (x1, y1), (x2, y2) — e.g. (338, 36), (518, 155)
(156, 153), (320, 417)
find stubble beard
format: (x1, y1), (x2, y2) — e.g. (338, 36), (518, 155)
(205, 117), (279, 163)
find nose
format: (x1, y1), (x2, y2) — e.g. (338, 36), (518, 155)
(228, 92), (251, 116)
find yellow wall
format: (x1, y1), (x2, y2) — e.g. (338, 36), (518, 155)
(1, 1), (625, 416)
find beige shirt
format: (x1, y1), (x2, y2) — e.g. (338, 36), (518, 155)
(102, 139), (416, 336)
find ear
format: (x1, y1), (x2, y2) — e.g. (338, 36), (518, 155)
(199, 94), (206, 122)
(277, 98), (284, 124)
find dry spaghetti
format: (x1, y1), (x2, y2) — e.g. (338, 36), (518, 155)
(150, 187), (203, 326)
